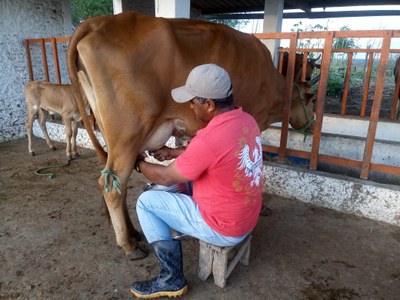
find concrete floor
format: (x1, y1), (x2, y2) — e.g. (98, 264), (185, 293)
(1, 138), (400, 299)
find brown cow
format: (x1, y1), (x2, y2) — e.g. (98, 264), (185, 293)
(25, 80), (81, 158)
(394, 56), (400, 119)
(67, 12), (316, 254)
(280, 51), (321, 84)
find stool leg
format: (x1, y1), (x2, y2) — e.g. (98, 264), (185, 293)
(239, 242), (251, 265)
(198, 243), (213, 281)
(212, 251), (228, 288)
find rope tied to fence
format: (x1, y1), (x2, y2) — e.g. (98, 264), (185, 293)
(293, 82), (316, 142)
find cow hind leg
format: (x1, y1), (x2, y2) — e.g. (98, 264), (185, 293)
(99, 154), (143, 256)
(38, 109), (56, 151)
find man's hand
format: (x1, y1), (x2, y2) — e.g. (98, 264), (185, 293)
(150, 146), (174, 162)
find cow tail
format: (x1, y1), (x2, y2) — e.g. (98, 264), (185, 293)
(67, 24), (107, 163)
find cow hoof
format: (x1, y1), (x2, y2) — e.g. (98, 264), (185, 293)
(51, 146), (56, 151)
(127, 243), (149, 261)
(30, 151), (35, 156)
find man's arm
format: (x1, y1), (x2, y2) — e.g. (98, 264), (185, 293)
(135, 160), (188, 186)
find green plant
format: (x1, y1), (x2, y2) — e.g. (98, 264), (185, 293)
(206, 18), (249, 30)
(71, 0), (113, 28)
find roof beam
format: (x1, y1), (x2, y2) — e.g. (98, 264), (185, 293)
(205, 10), (400, 20)
(284, 0), (311, 13)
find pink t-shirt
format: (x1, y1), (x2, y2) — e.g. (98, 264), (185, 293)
(175, 107), (263, 237)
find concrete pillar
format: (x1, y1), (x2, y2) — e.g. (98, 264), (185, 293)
(155, 0), (190, 18)
(263, 0), (284, 65)
(113, 0), (123, 14)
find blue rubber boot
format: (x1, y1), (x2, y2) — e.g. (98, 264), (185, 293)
(130, 240), (188, 299)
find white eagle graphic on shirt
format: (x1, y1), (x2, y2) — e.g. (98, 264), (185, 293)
(238, 135), (263, 187)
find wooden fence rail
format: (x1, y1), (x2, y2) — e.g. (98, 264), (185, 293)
(255, 30), (400, 180)
(24, 30), (400, 180)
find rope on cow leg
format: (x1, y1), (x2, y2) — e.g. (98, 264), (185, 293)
(101, 169), (128, 194)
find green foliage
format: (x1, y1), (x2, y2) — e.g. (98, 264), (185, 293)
(291, 21), (329, 50)
(333, 25), (358, 50)
(291, 21), (329, 33)
(207, 18), (249, 31)
(71, 0), (113, 27)
(326, 68), (345, 96)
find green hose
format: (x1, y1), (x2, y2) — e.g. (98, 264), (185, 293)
(34, 154), (96, 179)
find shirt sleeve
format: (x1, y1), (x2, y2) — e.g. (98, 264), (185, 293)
(174, 136), (215, 181)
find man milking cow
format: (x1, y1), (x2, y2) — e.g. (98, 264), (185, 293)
(130, 64), (263, 299)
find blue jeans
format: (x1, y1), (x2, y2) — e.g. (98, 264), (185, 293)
(136, 189), (248, 247)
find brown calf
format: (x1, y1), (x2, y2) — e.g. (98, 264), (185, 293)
(25, 80), (81, 158)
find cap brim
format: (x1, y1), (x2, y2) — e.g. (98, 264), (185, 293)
(171, 86), (195, 103)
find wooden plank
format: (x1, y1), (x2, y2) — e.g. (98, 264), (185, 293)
(341, 52), (353, 115)
(278, 50), (284, 74)
(317, 154), (362, 168)
(309, 31), (333, 170)
(370, 163), (400, 175)
(278, 32), (297, 162)
(254, 32), (295, 39)
(52, 38), (62, 84)
(360, 31), (392, 180)
(360, 53), (374, 117)
(24, 40), (34, 81)
(40, 38), (49, 81)
(301, 52), (309, 82)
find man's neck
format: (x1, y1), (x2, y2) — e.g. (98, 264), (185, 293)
(214, 105), (235, 117)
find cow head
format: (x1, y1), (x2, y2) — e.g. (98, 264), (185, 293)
(305, 54), (321, 82)
(289, 82), (316, 134)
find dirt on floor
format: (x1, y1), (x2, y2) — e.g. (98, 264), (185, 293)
(323, 84), (396, 118)
(1, 138), (400, 300)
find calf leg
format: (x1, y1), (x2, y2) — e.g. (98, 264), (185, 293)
(63, 117), (73, 159)
(26, 108), (37, 156)
(38, 109), (56, 151)
(71, 119), (79, 157)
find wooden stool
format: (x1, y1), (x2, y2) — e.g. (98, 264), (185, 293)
(198, 234), (252, 288)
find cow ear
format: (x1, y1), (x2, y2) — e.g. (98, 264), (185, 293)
(305, 91), (317, 105)
(315, 63), (321, 69)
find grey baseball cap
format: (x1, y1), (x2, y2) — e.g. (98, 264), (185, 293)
(171, 64), (233, 103)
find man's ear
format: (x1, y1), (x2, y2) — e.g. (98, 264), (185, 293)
(206, 99), (216, 112)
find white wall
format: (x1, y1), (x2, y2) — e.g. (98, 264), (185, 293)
(0, 0), (72, 142)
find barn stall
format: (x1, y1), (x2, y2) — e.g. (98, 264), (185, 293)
(1, 0), (400, 299)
